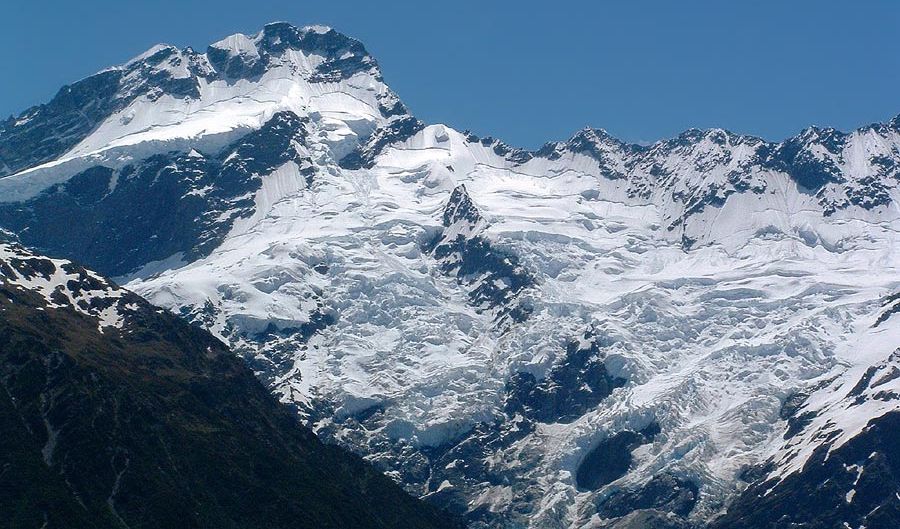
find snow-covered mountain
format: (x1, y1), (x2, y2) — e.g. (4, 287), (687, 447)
(2, 22), (899, 529)
(0, 237), (461, 529)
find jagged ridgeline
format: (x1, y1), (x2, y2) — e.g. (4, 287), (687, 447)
(1, 21), (900, 529)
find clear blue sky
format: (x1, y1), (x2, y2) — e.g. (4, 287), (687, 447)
(2, 1), (899, 148)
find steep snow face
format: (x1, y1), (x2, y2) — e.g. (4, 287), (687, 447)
(1, 23), (900, 529)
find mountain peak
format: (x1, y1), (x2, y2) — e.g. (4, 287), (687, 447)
(125, 43), (180, 66)
(442, 184), (483, 229)
(889, 113), (900, 131)
(259, 20), (326, 32)
(206, 21), (376, 81)
(569, 126), (623, 147)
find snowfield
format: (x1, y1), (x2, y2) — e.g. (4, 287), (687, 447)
(131, 126), (900, 525)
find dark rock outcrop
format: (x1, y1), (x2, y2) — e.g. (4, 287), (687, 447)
(0, 111), (312, 278)
(711, 412), (900, 529)
(505, 332), (626, 424)
(576, 423), (660, 491)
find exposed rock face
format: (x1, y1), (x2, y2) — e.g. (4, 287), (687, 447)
(0, 111), (312, 277)
(712, 411), (900, 529)
(598, 473), (699, 520)
(426, 185), (536, 323)
(505, 333), (626, 424)
(576, 423), (660, 491)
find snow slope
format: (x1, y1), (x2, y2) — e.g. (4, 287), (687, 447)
(0, 238), (141, 333)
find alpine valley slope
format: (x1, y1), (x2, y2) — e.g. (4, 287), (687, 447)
(0, 237), (460, 529)
(2, 22), (900, 529)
